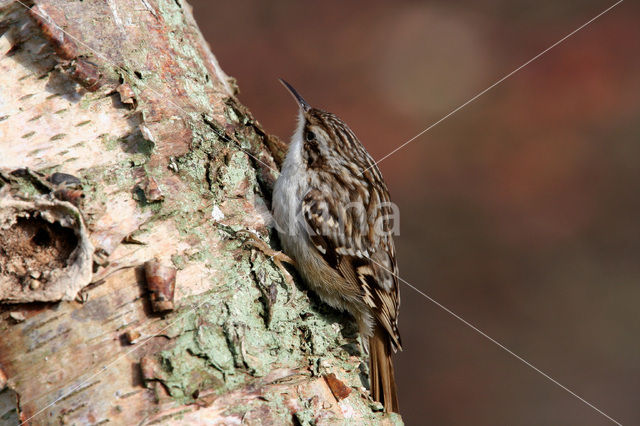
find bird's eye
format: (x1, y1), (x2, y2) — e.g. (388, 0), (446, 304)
(305, 130), (316, 141)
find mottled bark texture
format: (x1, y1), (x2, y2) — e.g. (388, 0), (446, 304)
(0, 1), (402, 424)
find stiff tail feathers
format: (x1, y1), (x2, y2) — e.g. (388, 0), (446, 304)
(369, 323), (399, 413)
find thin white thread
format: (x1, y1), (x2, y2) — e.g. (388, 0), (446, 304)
(9, 1), (625, 424)
(8, 2), (273, 422)
(361, 0), (624, 175)
(19, 294), (212, 425)
(367, 257), (622, 425)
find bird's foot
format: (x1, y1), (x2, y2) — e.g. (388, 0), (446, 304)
(237, 230), (296, 291)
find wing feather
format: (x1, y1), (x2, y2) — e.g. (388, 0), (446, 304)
(302, 186), (402, 350)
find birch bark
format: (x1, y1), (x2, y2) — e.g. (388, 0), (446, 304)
(0, 1), (402, 424)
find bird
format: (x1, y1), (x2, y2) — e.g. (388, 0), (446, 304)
(272, 79), (402, 413)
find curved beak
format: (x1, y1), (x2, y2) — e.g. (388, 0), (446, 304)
(279, 79), (310, 111)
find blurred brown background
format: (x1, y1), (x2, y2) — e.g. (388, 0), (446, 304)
(190, 1), (639, 424)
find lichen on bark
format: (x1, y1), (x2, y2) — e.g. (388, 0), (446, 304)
(0, 0), (403, 423)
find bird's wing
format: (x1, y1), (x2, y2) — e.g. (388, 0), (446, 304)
(302, 185), (402, 350)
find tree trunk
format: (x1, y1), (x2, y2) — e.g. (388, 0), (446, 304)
(0, 1), (402, 424)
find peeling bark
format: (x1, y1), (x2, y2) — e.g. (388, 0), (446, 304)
(0, 1), (402, 424)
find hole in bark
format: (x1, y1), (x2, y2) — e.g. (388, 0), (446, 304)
(32, 227), (51, 246)
(0, 215), (78, 282)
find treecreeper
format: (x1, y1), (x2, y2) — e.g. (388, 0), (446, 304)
(272, 79), (402, 412)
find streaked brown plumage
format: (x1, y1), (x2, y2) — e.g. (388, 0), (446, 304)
(272, 80), (401, 412)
